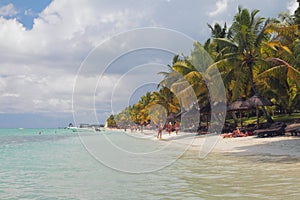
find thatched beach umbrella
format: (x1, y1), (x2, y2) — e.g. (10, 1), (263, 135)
(227, 98), (250, 127)
(242, 94), (273, 125)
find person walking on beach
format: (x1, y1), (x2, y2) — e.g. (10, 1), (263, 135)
(174, 121), (180, 135)
(157, 123), (163, 139)
(167, 122), (172, 135)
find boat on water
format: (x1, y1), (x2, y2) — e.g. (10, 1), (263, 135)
(66, 127), (94, 132)
(65, 123), (103, 132)
(66, 126), (103, 132)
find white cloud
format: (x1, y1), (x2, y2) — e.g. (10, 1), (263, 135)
(209, 0), (228, 17)
(24, 9), (34, 16)
(0, 0), (155, 115)
(287, 0), (298, 14)
(0, 0), (293, 125)
(0, 3), (17, 17)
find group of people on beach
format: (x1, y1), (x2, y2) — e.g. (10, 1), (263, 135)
(221, 128), (253, 138)
(157, 121), (180, 139)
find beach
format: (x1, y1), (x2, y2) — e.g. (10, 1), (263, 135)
(138, 129), (300, 158)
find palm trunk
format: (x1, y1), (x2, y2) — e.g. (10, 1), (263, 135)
(231, 112), (238, 127)
(261, 106), (274, 123)
(248, 63), (258, 95)
(198, 111), (203, 129)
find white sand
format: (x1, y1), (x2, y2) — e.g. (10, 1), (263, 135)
(137, 129), (300, 158)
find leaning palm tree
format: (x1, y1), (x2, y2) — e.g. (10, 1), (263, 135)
(159, 43), (212, 111)
(257, 56), (300, 114)
(159, 42), (228, 130)
(256, 58), (300, 114)
(257, 12), (300, 114)
(150, 87), (180, 116)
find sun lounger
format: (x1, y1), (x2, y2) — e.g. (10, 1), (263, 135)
(285, 125), (300, 136)
(253, 122), (286, 138)
(240, 123), (256, 133)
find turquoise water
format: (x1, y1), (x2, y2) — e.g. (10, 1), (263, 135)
(1, 129), (300, 199)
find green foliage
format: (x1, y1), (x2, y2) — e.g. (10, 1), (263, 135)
(110, 88), (180, 128)
(107, 4), (300, 125)
(106, 115), (117, 128)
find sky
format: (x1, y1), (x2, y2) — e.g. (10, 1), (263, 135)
(0, 0), (298, 128)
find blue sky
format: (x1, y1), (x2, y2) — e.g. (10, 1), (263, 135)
(0, 0), (52, 29)
(0, 0), (297, 128)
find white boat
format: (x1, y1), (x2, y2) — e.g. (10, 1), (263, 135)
(67, 127), (94, 132)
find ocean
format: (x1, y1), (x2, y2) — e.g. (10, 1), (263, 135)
(0, 128), (299, 199)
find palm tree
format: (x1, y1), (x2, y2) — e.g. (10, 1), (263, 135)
(258, 12), (300, 114)
(106, 114), (117, 128)
(211, 7), (275, 122)
(159, 44), (212, 111)
(114, 106), (133, 128)
(159, 43), (228, 129)
(204, 23), (233, 61)
(111, 6), (300, 127)
(257, 58), (300, 114)
(150, 87), (180, 116)
(129, 92), (153, 125)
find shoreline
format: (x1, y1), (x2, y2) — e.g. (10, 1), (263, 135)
(122, 129), (300, 158)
